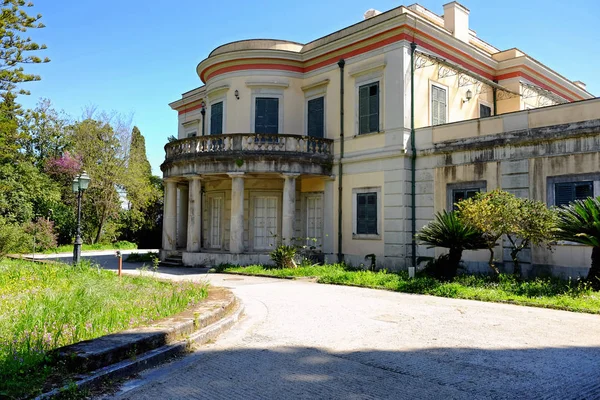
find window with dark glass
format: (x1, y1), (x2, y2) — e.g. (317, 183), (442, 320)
(432, 85), (447, 125)
(186, 131), (197, 138)
(210, 101), (223, 135)
(307, 97), (324, 138)
(555, 181), (593, 207)
(358, 82), (379, 134)
(356, 192), (377, 234)
(480, 104), (492, 118)
(254, 97), (279, 134)
(452, 188), (480, 210)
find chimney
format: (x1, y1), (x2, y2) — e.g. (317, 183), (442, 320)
(364, 9), (382, 19)
(443, 2), (470, 43)
(574, 81), (587, 90)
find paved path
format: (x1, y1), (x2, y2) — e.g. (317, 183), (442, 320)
(76, 264), (600, 400)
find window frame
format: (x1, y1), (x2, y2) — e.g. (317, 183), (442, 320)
(305, 95), (326, 138)
(352, 187), (381, 240)
(478, 101), (493, 118)
(357, 81), (381, 135)
(430, 81), (449, 126)
(250, 88), (284, 134)
(547, 174), (600, 207)
(354, 73), (383, 136)
(446, 181), (487, 211)
(208, 100), (225, 135)
(205, 192), (225, 249)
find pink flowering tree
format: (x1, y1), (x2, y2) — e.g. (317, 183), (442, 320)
(44, 151), (83, 184)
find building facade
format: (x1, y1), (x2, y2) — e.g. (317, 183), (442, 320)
(161, 2), (597, 277)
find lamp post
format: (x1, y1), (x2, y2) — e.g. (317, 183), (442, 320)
(200, 100), (206, 136)
(72, 171), (91, 264)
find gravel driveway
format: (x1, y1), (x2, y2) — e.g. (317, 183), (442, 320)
(90, 269), (600, 400)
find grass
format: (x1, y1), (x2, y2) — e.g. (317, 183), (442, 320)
(0, 258), (208, 399)
(218, 264), (600, 314)
(39, 240), (138, 254)
(125, 251), (159, 263)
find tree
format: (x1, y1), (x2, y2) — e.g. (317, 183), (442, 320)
(0, 0), (50, 95)
(457, 190), (515, 275)
(416, 210), (487, 279)
(458, 190), (557, 277)
(21, 99), (71, 166)
(70, 118), (127, 243)
(504, 199), (557, 277)
(556, 197), (600, 290)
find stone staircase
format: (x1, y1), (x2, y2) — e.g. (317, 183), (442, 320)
(161, 252), (184, 267)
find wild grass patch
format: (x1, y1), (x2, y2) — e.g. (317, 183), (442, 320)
(220, 264), (600, 314)
(0, 258), (207, 399)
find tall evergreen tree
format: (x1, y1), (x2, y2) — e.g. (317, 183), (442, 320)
(0, 0), (50, 95)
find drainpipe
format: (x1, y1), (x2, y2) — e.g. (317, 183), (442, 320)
(492, 81), (498, 116)
(337, 59), (345, 263)
(410, 42), (417, 278)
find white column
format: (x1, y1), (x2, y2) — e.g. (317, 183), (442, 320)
(322, 176), (335, 257)
(187, 177), (202, 252)
(177, 184), (189, 248)
(162, 179), (178, 251)
(282, 173), (299, 244)
(229, 173), (245, 254)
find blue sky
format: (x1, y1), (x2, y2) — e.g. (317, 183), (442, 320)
(19, 0), (599, 175)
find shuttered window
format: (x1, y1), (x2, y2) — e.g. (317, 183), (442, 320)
(555, 182), (593, 207)
(480, 104), (492, 118)
(432, 85), (447, 125)
(358, 82), (379, 134)
(307, 97), (324, 138)
(356, 192), (377, 235)
(452, 188), (480, 210)
(255, 97), (279, 134)
(210, 102), (223, 135)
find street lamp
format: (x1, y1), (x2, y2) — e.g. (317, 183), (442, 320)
(72, 171), (91, 264)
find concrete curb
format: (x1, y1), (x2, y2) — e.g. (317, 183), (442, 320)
(36, 293), (244, 399)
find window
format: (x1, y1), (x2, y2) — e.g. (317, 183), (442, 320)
(356, 192), (377, 234)
(431, 85), (447, 125)
(254, 97), (279, 134)
(210, 101), (223, 135)
(358, 82), (379, 134)
(555, 181), (593, 207)
(446, 181), (487, 210)
(307, 97), (324, 138)
(208, 195), (223, 248)
(480, 104), (492, 118)
(452, 188), (480, 210)
(186, 131), (197, 138)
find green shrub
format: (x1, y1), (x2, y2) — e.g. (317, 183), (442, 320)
(23, 217), (58, 252)
(0, 217), (28, 258)
(270, 244), (297, 268)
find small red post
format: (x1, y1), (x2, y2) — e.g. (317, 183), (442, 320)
(116, 251), (122, 277)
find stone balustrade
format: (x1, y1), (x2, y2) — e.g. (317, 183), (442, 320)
(165, 133), (333, 162)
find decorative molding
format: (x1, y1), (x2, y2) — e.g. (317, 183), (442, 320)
(348, 60), (386, 78)
(206, 84), (230, 98)
(301, 79), (330, 92)
(245, 80), (289, 89)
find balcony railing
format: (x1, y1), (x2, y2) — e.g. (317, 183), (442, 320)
(165, 133), (333, 161)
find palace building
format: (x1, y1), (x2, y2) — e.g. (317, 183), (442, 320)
(161, 2), (598, 278)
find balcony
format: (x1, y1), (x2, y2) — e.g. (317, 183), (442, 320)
(161, 133), (334, 177)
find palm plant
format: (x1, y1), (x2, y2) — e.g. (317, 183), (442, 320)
(416, 210), (487, 279)
(556, 197), (600, 290)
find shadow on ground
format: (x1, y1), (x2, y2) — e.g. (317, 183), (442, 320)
(109, 345), (600, 400)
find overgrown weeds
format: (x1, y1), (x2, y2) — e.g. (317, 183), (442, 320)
(0, 258), (207, 398)
(221, 264), (600, 314)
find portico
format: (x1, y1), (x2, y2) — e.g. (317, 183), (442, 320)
(160, 133), (334, 266)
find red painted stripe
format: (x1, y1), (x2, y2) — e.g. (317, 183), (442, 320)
(496, 68), (581, 102)
(177, 103), (203, 115)
(204, 63), (303, 82)
(200, 59), (303, 82)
